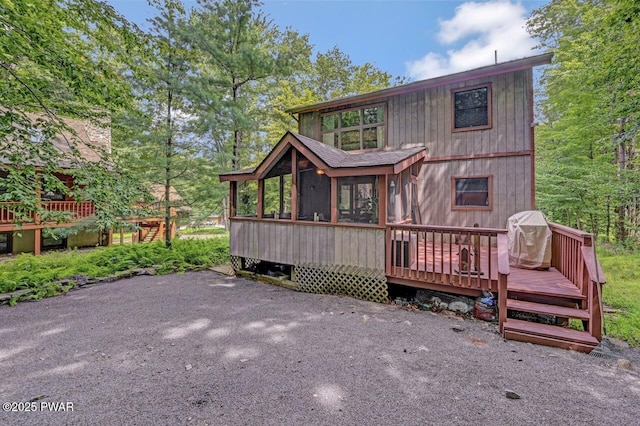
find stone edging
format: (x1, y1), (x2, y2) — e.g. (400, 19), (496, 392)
(0, 267), (160, 305)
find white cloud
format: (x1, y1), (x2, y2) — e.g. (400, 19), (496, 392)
(405, 1), (535, 80)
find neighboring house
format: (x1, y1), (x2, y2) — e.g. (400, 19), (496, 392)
(222, 53), (606, 353)
(0, 116), (168, 254)
(0, 116), (112, 255)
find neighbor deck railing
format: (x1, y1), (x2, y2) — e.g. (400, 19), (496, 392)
(385, 224), (509, 295)
(0, 201), (95, 224)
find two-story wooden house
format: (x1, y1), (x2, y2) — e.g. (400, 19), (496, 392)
(220, 53), (606, 353)
(0, 116), (167, 255)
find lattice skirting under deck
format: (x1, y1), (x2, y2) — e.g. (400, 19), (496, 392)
(295, 264), (388, 303)
(230, 256), (261, 272)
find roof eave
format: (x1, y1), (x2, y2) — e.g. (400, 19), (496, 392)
(287, 52), (553, 114)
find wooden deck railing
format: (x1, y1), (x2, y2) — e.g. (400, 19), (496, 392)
(0, 202), (34, 224)
(548, 222), (604, 295)
(385, 224), (508, 294)
(0, 201), (95, 224)
(43, 201), (95, 220)
(497, 233), (510, 333)
(548, 222), (606, 340)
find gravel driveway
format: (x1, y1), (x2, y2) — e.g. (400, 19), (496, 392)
(1, 271), (639, 425)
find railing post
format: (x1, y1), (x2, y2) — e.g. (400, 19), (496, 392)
(498, 273), (508, 334)
(496, 233), (510, 334)
(385, 226), (392, 276)
(589, 280), (603, 341)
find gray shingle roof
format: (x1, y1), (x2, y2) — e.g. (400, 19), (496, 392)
(293, 133), (425, 168)
(219, 132), (426, 179)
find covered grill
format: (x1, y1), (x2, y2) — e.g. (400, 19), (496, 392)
(507, 210), (552, 269)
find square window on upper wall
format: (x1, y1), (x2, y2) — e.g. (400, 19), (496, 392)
(321, 114), (338, 131)
(363, 106), (384, 125)
(322, 132), (339, 148)
(363, 127), (384, 149)
(341, 130), (361, 151)
(452, 85), (492, 132)
(340, 110), (361, 128)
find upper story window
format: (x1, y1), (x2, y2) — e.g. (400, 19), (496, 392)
(452, 85), (492, 131)
(321, 105), (385, 151)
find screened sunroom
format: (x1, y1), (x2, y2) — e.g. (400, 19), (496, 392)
(220, 131), (426, 229)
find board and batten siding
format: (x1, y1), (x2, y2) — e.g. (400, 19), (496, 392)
(297, 69), (533, 157)
(296, 69), (534, 229)
(230, 220), (385, 271)
(418, 155), (531, 229)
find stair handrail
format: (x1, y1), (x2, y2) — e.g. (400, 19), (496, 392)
(497, 233), (510, 334)
(581, 245), (606, 340)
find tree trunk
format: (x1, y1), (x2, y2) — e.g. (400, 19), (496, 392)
(232, 81), (240, 171)
(614, 123), (627, 244)
(165, 88), (173, 249)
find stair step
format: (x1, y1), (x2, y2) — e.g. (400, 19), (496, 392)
(506, 299), (590, 320)
(503, 319), (598, 352)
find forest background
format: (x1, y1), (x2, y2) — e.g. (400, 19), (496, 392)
(1, 0), (638, 247)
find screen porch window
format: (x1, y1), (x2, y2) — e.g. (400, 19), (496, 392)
(453, 177), (491, 210)
(453, 85), (491, 131)
(321, 105), (385, 151)
(338, 176), (378, 224)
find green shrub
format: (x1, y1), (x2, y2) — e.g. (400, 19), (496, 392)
(0, 238), (230, 300)
(598, 247), (640, 347)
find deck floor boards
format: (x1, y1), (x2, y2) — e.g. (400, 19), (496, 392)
(389, 240), (582, 299)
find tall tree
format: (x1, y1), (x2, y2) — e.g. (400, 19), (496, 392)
(113, 0), (196, 248)
(0, 0), (146, 230)
(528, 0), (640, 243)
(184, 0), (312, 171)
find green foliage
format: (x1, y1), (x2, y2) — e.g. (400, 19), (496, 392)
(2, 0), (408, 238)
(0, 238), (230, 300)
(529, 0), (640, 243)
(179, 227), (228, 235)
(598, 247), (640, 346)
(0, 0), (146, 230)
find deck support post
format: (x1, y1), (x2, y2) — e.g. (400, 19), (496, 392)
(378, 174), (387, 227)
(498, 273), (507, 334)
(34, 228), (41, 255)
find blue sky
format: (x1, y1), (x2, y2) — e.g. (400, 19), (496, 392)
(107, 0), (549, 80)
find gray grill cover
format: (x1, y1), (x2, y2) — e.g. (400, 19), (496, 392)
(507, 211), (552, 269)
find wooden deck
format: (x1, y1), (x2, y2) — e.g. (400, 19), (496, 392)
(508, 267), (585, 300)
(385, 223), (605, 353)
(388, 239), (582, 300)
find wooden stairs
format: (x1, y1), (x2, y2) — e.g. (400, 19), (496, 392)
(501, 273), (599, 353)
(139, 221), (165, 243)
(497, 223), (606, 353)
